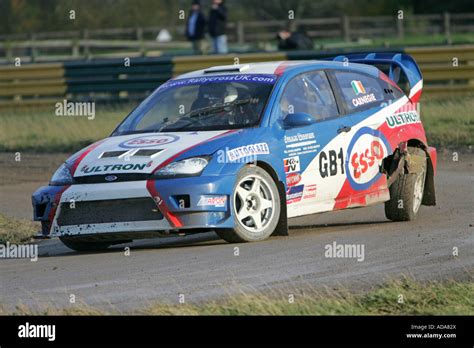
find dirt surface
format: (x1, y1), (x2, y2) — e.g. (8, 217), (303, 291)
(0, 152), (473, 311)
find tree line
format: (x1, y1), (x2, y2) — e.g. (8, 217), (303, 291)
(1, 0), (473, 35)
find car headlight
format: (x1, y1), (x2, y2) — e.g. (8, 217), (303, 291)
(154, 157), (210, 178)
(50, 163), (74, 186)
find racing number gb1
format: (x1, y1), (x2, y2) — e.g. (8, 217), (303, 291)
(319, 148), (344, 178)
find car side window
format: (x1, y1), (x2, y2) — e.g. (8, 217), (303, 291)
(278, 71), (338, 121)
(332, 71), (385, 113)
(304, 71), (339, 120)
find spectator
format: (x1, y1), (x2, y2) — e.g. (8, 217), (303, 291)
(277, 29), (313, 51)
(185, 0), (206, 55)
(208, 0), (228, 54)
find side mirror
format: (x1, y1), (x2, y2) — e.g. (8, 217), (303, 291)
(282, 112), (316, 129)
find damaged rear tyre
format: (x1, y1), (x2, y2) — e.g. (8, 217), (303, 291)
(385, 147), (427, 221)
(59, 236), (112, 252)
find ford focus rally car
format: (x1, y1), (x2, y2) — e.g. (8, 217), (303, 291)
(33, 53), (437, 251)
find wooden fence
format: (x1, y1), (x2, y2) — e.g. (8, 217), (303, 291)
(0, 12), (473, 63)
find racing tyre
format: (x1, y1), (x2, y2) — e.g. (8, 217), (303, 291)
(59, 237), (112, 252)
(385, 147), (427, 221)
(216, 166), (281, 243)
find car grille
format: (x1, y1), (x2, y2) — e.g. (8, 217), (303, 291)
(74, 174), (151, 184)
(57, 197), (163, 226)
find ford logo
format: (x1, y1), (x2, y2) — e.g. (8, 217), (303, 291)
(105, 175), (118, 182)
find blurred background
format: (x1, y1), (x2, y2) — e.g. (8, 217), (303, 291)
(0, 0), (472, 155)
(1, 0), (474, 59)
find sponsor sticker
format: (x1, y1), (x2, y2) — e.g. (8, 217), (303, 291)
(283, 156), (300, 173)
(119, 134), (179, 148)
(197, 196), (227, 207)
(286, 172), (301, 187)
(286, 184), (304, 204)
(80, 163), (149, 174)
(226, 143), (269, 161)
(158, 74), (277, 92)
(386, 111), (420, 128)
(303, 184), (317, 199)
(345, 127), (391, 190)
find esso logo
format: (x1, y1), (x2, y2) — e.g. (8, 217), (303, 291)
(119, 134), (179, 148)
(286, 173), (302, 187)
(346, 127), (390, 190)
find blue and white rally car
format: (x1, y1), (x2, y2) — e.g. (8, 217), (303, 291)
(33, 53), (437, 251)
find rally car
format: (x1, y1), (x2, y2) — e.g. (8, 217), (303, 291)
(32, 53), (437, 251)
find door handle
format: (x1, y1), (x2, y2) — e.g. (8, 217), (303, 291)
(337, 125), (352, 134)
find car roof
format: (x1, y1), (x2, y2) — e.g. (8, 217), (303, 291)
(175, 60), (380, 80)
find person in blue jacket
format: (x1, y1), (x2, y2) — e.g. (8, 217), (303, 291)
(208, 0), (228, 54)
(185, 0), (206, 54)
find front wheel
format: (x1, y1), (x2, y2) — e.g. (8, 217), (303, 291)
(385, 147), (427, 221)
(216, 166), (281, 243)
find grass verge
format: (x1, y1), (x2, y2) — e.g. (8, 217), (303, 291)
(2, 278), (473, 315)
(0, 97), (472, 152)
(0, 104), (131, 153)
(0, 213), (39, 244)
(422, 97), (474, 148)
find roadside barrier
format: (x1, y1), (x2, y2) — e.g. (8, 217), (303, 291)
(1, 45), (473, 108)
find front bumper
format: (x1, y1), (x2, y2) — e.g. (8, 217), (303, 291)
(32, 175), (236, 237)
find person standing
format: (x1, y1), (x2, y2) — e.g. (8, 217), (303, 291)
(185, 0), (206, 55)
(276, 29), (313, 51)
(208, 0), (228, 54)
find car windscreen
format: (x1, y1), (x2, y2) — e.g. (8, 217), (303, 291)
(113, 74), (277, 135)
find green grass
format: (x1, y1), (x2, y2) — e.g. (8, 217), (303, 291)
(0, 213), (39, 244)
(422, 97), (474, 148)
(2, 278), (473, 315)
(0, 97), (472, 153)
(0, 104), (132, 153)
(258, 33), (474, 51)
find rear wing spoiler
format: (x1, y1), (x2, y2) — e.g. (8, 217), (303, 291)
(329, 52), (423, 102)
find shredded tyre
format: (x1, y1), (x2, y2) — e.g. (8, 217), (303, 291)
(385, 147), (427, 221)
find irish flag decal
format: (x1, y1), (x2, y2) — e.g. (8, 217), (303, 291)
(351, 80), (366, 95)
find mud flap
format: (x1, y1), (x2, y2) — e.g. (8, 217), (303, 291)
(272, 180), (289, 236)
(422, 151), (436, 206)
(405, 147), (436, 206)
